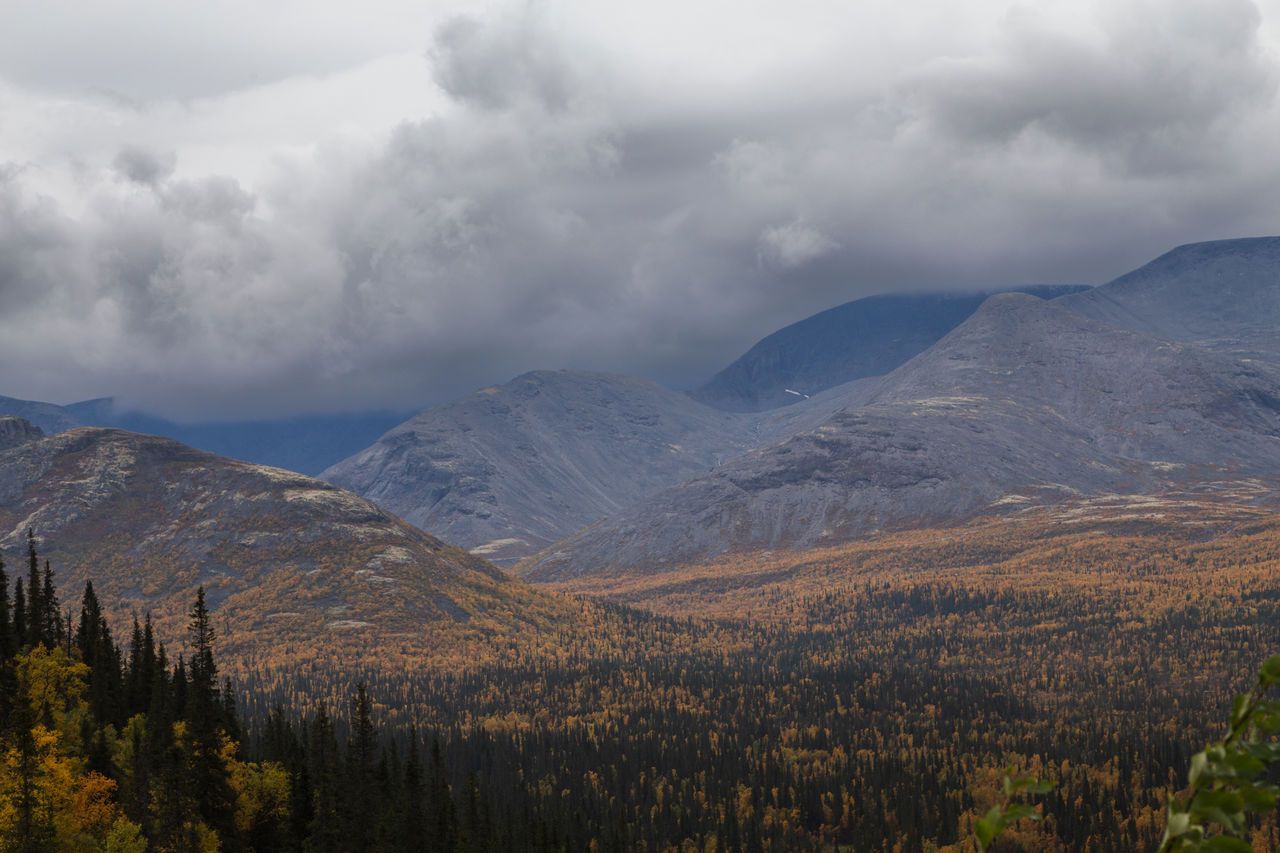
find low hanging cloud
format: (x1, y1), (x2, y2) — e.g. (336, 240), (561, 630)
(1, 0), (1280, 419)
(758, 220), (840, 270)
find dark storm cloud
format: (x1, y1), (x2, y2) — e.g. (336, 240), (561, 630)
(2, 0), (1280, 419)
(901, 0), (1275, 174)
(113, 146), (177, 186)
(430, 11), (578, 111)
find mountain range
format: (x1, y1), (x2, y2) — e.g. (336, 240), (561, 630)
(3, 234), (1279, 637)
(521, 290), (1280, 579)
(321, 237), (1280, 578)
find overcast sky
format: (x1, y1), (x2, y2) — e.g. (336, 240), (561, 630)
(3, 0), (1280, 419)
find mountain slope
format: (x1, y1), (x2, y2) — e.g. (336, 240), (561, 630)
(0, 394), (84, 434)
(521, 294), (1280, 580)
(1058, 236), (1280, 365)
(322, 370), (758, 563)
(0, 395), (406, 475)
(0, 418), (567, 666)
(693, 284), (1090, 412)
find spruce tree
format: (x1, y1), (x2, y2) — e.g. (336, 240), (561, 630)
(309, 707), (344, 853)
(186, 586), (236, 844)
(13, 578), (26, 650)
(0, 558), (11, 729)
(404, 727), (427, 853)
(40, 559), (61, 645)
(0, 555), (11, 661)
(25, 528), (41, 648)
(345, 683), (378, 852)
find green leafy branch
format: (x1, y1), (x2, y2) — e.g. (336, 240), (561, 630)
(976, 656), (1280, 852)
(1157, 655), (1280, 852)
(974, 768), (1055, 852)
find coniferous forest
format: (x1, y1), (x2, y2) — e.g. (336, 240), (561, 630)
(4, 527), (1280, 851)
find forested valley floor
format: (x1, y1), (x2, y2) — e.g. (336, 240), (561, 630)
(5, 494), (1280, 851)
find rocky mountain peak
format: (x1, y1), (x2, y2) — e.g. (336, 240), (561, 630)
(0, 416), (44, 451)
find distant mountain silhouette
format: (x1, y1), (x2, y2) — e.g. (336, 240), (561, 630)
(0, 396), (406, 475)
(692, 284), (1090, 412)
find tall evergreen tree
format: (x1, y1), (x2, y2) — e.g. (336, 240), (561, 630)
(0, 556), (12, 728)
(309, 707), (344, 853)
(12, 578), (26, 651)
(40, 559), (61, 645)
(404, 726), (427, 853)
(24, 528), (42, 648)
(0, 555), (11, 661)
(185, 587), (236, 841)
(344, 683), (378, 853)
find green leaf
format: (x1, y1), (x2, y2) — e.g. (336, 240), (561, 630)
(1189, 752), (1209, 786)
(1002, 803), (1038, 822)
(974, 816), (998, 852)
(1222, 748), (1265, 778)
(1238, 783), (1277, 813)
(1260, 655), (1280, 684)
(1200, 836), (1254, 852)
(1165, 810), (1190, 835)
(1231, 694), (1251, 728)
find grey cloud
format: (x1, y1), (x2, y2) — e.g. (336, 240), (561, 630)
(430, 9), (580, 112)
(757, 220), (839, 270)
(2, 0), (1280, 420)
(902, 0), (1275, 175)
(113, 146), (176, 185)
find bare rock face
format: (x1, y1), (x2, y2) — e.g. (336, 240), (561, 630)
(0, 427), (557, 660)
(322, 371), (760, 563)
(0, 417), (44, 451)
(1059, 237), (1280, 366)
(320, 368), (886, 564)
(521, 294), (1280, 580)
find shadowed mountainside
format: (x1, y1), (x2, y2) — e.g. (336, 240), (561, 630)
(1059, 236), (1280, 366)
(692, 284), (1090, 412)
(521, 294), (1280, 580)
(322, 370), (760, 563)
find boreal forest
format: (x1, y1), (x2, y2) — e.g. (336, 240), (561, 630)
(5, 516), (1280, 852)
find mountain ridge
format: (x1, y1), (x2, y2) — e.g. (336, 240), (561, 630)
(1058, 236), (1280, 365)
(692, 284), (1091, 412)
(0, 395), (408, 475)
(0, 420), (568, 667)
(520, 293), (1280, 580)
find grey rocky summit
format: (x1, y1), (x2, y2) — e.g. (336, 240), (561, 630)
(0, 416), (44, 451)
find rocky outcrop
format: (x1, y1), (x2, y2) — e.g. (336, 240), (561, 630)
(0, 416), (43, 451)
